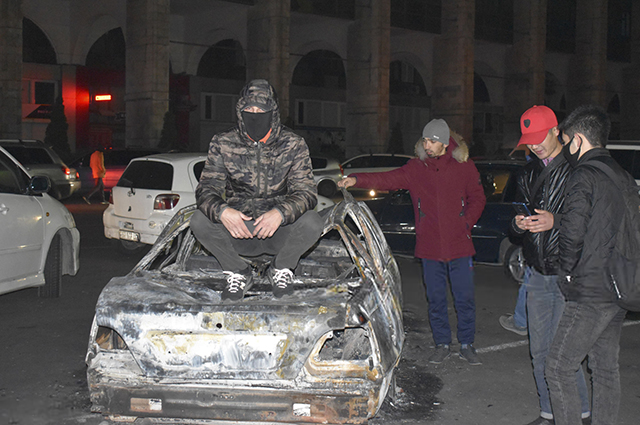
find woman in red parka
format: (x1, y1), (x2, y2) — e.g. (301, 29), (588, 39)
(339, 119), (486, 365)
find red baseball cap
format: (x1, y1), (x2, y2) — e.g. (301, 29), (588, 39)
(517, 105), (558, 146)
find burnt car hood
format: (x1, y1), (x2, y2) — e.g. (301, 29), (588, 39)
(94, 270), (361, 381)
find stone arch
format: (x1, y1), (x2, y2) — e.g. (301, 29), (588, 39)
(85, 27), (125, 70)
(73, 14), (122, 65)
(196, 39), (246, 80)
(22, 17), (57, 64)
(290, 40), (345, 76)
(292, 49), (346, 89)
(390, 52), (429, 96)
(185, 28), (242, 76)
(474, 61), (502, 105)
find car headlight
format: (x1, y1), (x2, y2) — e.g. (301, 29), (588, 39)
(95, 326), (127, 350)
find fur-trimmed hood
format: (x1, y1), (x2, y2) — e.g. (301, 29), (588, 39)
(414, 130), (470, 163)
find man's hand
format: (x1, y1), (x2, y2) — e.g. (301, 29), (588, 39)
(337, 176), (356, 188)
(517, 209), (554, 233)
(253, 209), (283, 239)
(220, 207), (253, 239)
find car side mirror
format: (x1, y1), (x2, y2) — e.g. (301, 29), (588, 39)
(29, 175), (51, 195)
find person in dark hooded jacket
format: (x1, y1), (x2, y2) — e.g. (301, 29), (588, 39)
(338, 118), (486, 365)
(191, 79), (323, 301)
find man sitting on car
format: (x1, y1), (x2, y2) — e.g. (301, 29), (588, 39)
(190, 79), (323, 301)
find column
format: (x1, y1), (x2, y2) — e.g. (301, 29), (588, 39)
(504, 0), (547, 146)
(125, 0), (170, 148)
(621, 1), (640, 139)
(345, 0), (390, 157)
(432, 0), (475, 143)
(568, 0), (608, 109)
(0, 0), (22, 138)
(246, 0), (291, 122)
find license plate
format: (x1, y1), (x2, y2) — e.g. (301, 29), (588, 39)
(119, 230), (140, 242)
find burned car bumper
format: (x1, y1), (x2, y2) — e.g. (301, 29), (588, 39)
(86, 194), (403, 424)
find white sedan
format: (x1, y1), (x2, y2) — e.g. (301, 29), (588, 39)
(0, 146), (80, 297)
(104, 152), (334, 252)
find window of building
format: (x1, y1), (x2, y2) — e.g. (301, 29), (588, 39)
(547, 0), (576, 53)
(608, 0), (632, 62)
(475, 0), (513, 44)
(391, 0), (441, 33)
(296, 100), (346, 128)
(22, 80), (57, 105)
(201, 93), (239, 123)
(291, 0), (355, 19)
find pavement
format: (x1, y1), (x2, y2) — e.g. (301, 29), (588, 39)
(382, 257), (640, 425)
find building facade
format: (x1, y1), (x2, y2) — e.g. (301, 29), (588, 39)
(0, 0), (637, 160)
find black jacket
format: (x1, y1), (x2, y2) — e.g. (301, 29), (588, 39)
(558, 148), (627, 303)
(511, 154), (572, 275)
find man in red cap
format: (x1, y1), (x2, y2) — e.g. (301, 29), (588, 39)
(510, 105), (591, 425)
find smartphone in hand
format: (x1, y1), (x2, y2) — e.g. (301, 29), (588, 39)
(512, 202), (532, 216)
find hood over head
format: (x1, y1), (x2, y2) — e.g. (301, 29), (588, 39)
(236, 79), (281, 143)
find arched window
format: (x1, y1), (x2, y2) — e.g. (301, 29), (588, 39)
(608, 94), (621, 114)
(390, 60), (427, 96)
(197, 39), (246, 80)
(86, 28), (125, 71)
(23, 18), (56, 64)
(292, 50), (345, 89)
(474, 73), (490, 103)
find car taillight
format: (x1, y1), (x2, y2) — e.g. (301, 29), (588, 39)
(62, 166), (71, 175)
(154, 194), (180, 210)
(339, 164), (344, 177)
(75, 171), (79, 179)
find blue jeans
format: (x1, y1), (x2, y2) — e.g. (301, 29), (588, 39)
(546, 301), (626, 425)
(421, 257), (475, 346)
(524, 267), (590, 418)
(514, 283), (527, 328)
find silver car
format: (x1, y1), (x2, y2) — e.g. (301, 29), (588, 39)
(86, 192), (404, 424)
(0, 146), (80, 297)
(0, 139), (81, 200)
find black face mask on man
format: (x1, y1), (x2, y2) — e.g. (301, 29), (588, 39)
(562, 136), (581, 168)
(242, 110), (272, 141)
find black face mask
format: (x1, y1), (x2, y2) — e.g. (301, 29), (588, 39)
(562, 136), (581, 168)
(242, 110), (272, 141)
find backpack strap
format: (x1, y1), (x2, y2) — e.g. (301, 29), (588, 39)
(587, 160), (624, 190)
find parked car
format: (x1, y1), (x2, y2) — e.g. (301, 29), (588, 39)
(86, 192), (404, 424)
(104, 152), (335, 253)
(0, 146), (80, 297)
(606, 140), (640, 184)
(364, 159), (526, 282)
(311, 156), (341, 197)
(71, 148), (161, 195)
(0, 139), (81, 200)
(340, 153), (413, 199)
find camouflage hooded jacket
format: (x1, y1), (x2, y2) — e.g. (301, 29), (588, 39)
(196, 79), (317, 225)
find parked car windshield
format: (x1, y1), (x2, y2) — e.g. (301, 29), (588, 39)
(117, 161), (173, 190)
(3, 146), (55, 165)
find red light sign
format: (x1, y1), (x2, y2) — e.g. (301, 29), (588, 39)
(95, 94), (112, 101)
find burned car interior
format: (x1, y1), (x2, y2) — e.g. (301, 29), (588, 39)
(86, 191), (404, 424)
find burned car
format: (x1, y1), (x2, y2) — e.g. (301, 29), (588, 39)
(85, 192), (404, 424)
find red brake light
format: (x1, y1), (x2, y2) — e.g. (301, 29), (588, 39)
(62, 166), (71, 175)
(154, 194), (180, 210)
(339, 164), (344, 176)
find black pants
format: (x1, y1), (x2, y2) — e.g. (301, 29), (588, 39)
(190, 209), (324, 272)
